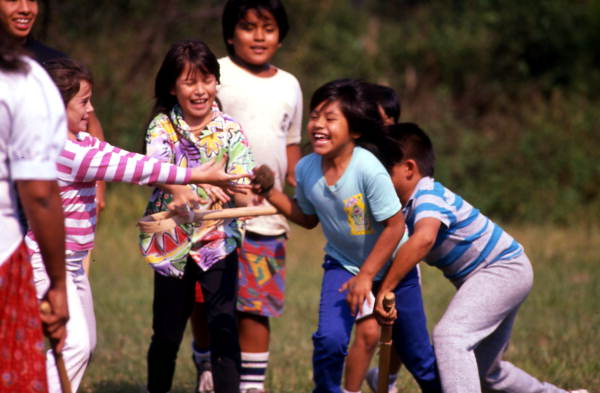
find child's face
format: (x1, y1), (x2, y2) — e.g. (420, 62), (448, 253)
(170, 62), (217, 129)
(66, 80), (93, 133)
(228, 8), (280, 67)
(390, 161), (416, 204)
(0, 0), (38, 40)
(308, 100), (357, 159)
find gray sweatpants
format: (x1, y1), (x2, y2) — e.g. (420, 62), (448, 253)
(432, 254), (566, 393)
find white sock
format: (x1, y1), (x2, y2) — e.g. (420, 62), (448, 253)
(240, 351), (269, 392)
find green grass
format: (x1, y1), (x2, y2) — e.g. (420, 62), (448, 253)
(80, 184), (600, 392)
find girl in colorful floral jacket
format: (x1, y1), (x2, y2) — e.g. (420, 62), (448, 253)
(142, 40), (256, 393)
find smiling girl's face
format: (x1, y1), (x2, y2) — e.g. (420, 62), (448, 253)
(66, 80), (93, 135)
(0, 0), (38, 41)
(308, 100), (358, 159)
(171, 61), (217, 130)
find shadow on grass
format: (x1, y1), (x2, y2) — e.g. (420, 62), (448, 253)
(84, 381), (197, 393)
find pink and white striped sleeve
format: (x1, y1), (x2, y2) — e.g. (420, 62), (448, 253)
(57, 136), (192, 185)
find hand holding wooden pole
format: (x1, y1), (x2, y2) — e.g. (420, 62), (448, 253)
(40, 301), (72, 393)
(377, 292), (396, 393)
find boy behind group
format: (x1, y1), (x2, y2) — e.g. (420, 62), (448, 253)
(190, 1), (303, 392)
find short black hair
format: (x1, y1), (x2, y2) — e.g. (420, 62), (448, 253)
(222, 0), (289, 57)
(363, 83), (401, 123)
(385, 123), (436, 176)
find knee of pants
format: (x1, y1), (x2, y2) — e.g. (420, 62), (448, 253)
(208, 315), (239, 354)
(149, 333), (181, 358)
(312, 329), (348, 360)
(432, 321), (471, 352)
(63, 336), (93, 366)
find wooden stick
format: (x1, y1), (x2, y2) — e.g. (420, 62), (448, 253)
(40, 301), (72, 393)
(137, 205), (278, 234)
(377, 292), (396, 393)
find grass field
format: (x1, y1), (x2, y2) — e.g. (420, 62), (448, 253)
(79, 184), (600, 393)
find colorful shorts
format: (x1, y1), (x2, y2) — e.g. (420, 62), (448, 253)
(0, 242), (48, 393)
(237, 232), (286, 317)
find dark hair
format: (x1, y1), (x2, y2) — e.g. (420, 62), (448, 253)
(151, 40), (220, 119)
(364, 83), (401, 124)
(310, 79), (398, 166)
(0, 24), (27, 72)
(43, 57), (93, 105)
(222, 0), (289, 57)
(385, 123), (436, 176)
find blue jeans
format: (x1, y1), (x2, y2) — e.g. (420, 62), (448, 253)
(312, 256), (441, 393)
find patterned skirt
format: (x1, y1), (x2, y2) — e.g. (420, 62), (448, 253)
(0, 242), (48, 393)
(236, 232), (286, 317)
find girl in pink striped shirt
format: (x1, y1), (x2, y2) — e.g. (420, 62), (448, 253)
(25, 57), (250, 393)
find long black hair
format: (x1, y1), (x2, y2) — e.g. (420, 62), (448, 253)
(143, 40), (220, 152)
(0, 25), (27, 73)
(309, 79), (399, 169)
(150, 40), (220, 120)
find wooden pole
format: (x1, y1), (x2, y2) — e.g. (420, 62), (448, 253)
(377, 292), (396, 393)
(40, 301), (72, 393)
(137, 205), (278, 233)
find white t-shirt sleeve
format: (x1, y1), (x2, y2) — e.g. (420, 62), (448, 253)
(286, 78), (303, 146)
(9, 59), (66, 180)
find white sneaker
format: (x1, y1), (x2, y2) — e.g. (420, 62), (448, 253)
(365, 368), (398, 393)
(568, 390), (589, 393)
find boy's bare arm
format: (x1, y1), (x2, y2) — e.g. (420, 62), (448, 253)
(285, 144), (302, 187)
(17, 180), (69, 351)
(340, 210), (406, 315)
(374, 217), (441, 322)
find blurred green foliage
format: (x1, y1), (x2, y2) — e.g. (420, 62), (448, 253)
(39, 0), (600, 224)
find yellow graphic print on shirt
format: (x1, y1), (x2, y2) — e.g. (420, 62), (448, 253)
(343, 193), (374, 235)
(198, 132), (221, 157)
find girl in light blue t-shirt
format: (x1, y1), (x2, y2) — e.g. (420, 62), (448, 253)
(252, 79), (441, 393)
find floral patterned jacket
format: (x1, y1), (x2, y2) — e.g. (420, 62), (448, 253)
(142, 104), (255, 276)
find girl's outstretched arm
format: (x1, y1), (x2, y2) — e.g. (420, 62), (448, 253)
(59, 134), (251, 189)
(265, 188), (319, 229)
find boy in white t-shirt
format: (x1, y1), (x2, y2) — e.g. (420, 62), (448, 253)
(189, 1), (302, 392)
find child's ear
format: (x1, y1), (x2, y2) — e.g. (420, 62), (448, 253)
(405, 159), (419, 176)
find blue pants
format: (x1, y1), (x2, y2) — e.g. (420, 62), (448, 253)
(312, 256), (441, 393)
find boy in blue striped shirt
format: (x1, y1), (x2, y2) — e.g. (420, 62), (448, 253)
(374, 123), (587, 393)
